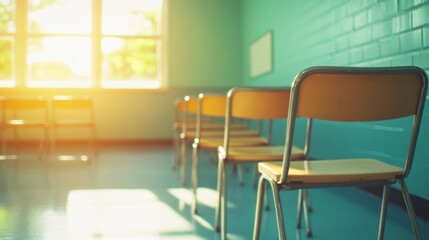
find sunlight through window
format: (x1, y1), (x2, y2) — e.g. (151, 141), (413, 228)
(0, 0), (166, 89)
(67, 189), (201, 239)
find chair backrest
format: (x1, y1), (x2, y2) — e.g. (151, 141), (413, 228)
(187, 97), (199, 115)
(281, 66), (428, 183)
(192, 94), (227, 139)
(199, 94), (227, 118)
(222, 87), (291, 153)
(228, 87), (290, 120)
(51, 96), (94, 124)
(52, 96), (93, 109)
(3, 97), (49, 122)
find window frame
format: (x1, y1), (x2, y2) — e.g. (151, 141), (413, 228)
(0, 0), (168, 92)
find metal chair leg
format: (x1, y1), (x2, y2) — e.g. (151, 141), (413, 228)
(238, 164), (244, 186)
(304, 189), (312, 212)
(378, 185), (390, 240)
(253, 175), (266, 240)
(179, 135), (186, 187)
(215, 156), (224, 232)
(399, 179), (421, 240)
(221, 160), (227, 240)
(302, 189), (312, 237)
(296, 189), (303, 228)
(269, 179), (286, 240)
(172, 129), (179, 169)
(264, 181), (270, 210)
(191, 141), (199, 214)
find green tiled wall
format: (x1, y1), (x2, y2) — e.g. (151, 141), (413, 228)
(241, 0), (429, 199)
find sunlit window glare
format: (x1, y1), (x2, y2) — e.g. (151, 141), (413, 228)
(0, 37), (14, 87)
(27, 37), (92, 88)
(28, 0), (91, 34)
(0, 0), (164, 89)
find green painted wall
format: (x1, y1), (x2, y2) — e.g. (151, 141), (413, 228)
(241, 0), (429, 199)
(169, 0), (242, 88)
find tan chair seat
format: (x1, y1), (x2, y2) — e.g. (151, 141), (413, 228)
(199, 136), (268, 148)
(6, 120), (48, 127)
(259, 159), (403, 183)
(223, 146), (304, 161)
(186, 122), (248, 130)
(54, 120), (93, 126)
(185, 128), (259, 138)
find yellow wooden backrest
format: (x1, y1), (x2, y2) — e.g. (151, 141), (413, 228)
(4, 97), (48, 110)
(52, 96), (92, 109)
(295, 71), (425, 121)
(200, 95), (227, 117)
(187, 98), (199, 114)
(175, 98), (186, 112)
(229, 88), (290, 119)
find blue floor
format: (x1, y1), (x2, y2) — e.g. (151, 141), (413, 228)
(0, 144), (428, 239)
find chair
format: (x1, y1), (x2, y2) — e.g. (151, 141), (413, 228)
(51, 95), (97, 163)
(191, 93), (268, 214)
(175, 95), (259, 186)
(215, 87), (311, 239)
(172, 97), (187, 170)
(253, 66), (427, 240)
(2, 96), (50, 160)
(172, 96), (220, 174)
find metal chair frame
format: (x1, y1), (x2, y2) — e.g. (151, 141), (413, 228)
(51, 95), (97, 163)
(216, 87), (313, 239)
(2, 97), (50, 160)
(253, 66), (427, 240)
(191, 93), (267, 214)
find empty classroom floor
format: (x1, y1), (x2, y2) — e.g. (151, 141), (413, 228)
(0, 144), (428, 239)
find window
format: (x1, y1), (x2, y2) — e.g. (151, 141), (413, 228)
(0, 0), (167, 89)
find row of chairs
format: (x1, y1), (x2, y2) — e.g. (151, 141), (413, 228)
(173, 87), (313, 237)
(173, 66), (427, 240)
(0, 95), (97, 162)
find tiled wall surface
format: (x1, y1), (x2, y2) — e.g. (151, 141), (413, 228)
(241, 0), (429, 199)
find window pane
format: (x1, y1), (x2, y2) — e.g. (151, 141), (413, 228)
(101, 37), (161, 88)
(27, 36), (91, 88)
(28, 0), (91, 34)
(0, 0), (16, 33)
(102, 0), (162, 35)
(0, 37), (14, 87)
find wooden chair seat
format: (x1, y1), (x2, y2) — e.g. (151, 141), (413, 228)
(188, 122), (248, 130)
(185, 128), (259, 138)
(222, 145), (304, 161)
(259, 159), (402, 183)
(53, 120), (93, 126)
(199, 136), (268, 148)
(5, 120), (48, 127)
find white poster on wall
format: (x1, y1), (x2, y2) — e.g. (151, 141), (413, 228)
(250, 31), (273, 78)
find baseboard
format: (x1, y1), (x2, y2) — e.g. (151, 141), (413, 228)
(359, 186), (429, 222)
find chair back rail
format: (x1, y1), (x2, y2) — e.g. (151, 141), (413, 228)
(282, 66), (428, 183)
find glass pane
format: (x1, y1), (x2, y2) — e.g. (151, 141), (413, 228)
(0, 37), (14, 87)
(0, 0), (16, 33)
(27, 36), (91, 88)
(102, 0), (162, 35)
(102, 37), (159, 87)
(28, 0), (91, 34)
